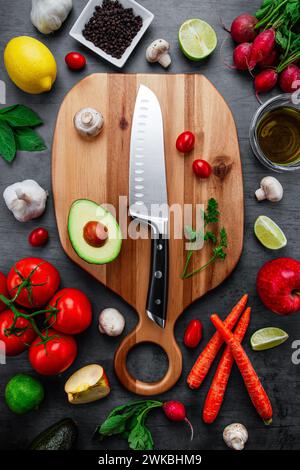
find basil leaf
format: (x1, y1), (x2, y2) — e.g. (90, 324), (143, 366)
(0, 105), (43, 127)
(14, 127), (47, 152)
(0, 120), (16, 163)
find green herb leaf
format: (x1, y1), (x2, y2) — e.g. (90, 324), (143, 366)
(0, 120), (16, 163)
(204, 198), (220, 226)
(14, 127), (47, 152)
(0, 105), (43, 127)
(128, 422), (154, 450)
(204, 231), (217, 244)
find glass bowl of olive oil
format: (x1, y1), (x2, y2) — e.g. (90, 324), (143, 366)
(250, 94), (300, 172)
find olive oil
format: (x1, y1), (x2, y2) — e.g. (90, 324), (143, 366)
(257, 107), (300, 165)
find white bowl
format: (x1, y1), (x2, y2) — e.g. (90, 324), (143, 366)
(69, 0), (154, 68)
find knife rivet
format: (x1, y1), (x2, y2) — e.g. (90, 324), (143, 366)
(155, 271), (162, 279)
(155, 299), (161, 305)
(157, 244), (163, 251)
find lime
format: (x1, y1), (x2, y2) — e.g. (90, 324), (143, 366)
(254, 215), (287, 249)
(251, 327), (289, 351)
(5, 374), (44, 414)
(179, 19), (217, 61)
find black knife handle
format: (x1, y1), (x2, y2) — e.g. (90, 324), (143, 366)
(146, 231), (168, 328)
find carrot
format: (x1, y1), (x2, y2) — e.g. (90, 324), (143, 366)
(203, 307), (251, 424)
(187, 294), (248, 389)
(210, 314), (273, 424)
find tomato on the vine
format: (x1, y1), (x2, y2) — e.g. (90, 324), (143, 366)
(29, 329), (77, 375)
(176, 131), (195, 153)
(46, 288), (92, 335)
(0, 309), (36, 356)
(0, 272), (9, 312)
(7, 258), (60, 309)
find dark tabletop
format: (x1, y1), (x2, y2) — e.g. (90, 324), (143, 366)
(0, 0), (299, 451)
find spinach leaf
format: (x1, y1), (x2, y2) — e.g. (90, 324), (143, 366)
(0, 120), (16, 163)
(128, 422), (154, 450)
(0, 105), (43, 127)
(14, 127), (47, 152)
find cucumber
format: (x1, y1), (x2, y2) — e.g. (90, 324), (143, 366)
(29, 418), (77, 450)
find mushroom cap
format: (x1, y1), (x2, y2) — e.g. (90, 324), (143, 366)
(146, 39), (170, 62)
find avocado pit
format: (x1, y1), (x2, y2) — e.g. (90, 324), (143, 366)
(83, 221), (108, 248)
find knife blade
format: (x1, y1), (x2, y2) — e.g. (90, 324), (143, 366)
(129, 85), (169, 328)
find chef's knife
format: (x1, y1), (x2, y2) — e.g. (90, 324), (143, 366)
(129, 85), (169, 328)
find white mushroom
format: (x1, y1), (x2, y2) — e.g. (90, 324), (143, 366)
(98, 308), (125, 337)
(74, 108), (104, 138)
(146, 39), (171, 68)
(223, 423), (248, 450)
(3, 179), (47, 222)
(255, 176), (283, 202)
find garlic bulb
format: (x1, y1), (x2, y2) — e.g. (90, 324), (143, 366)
(31, 0), (73, 35)
(3, 179), (48, 222)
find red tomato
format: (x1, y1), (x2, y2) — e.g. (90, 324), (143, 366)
(0, 309), (36, 356)
(184, 319), (203, 348)
(29, 329), (77, 375)
(46, 288), (92, 335)
(65, 52), (86, 70)
(192, 159), (212, 178)
(0, 272), (9, 312)
(7, 258), (60, 309)
(176, 131), (195, 153)
(28, 228), (49, 247)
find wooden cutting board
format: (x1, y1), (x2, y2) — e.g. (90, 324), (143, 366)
(52, 73), (243, 396)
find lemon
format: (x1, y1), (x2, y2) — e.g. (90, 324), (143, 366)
(254, 215), (287, 250)
(251, 327), (289, 351)
(179, 19), (217, 61)
(4, 36), (57, 94)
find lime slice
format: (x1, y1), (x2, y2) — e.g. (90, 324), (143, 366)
(254, 215), (287, 250)
(179, 19), (217, 61)
(251, 327), (289, 351)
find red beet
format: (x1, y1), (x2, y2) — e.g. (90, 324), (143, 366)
(233, 42), (252, 70)
(249, 29), (276, 70)
(230, 13), (258, 43)
(279, 64), (300, 93)
(257, 258), (300, 315)
(259, 48), (278, 69)
(254, 69), (278, 101)
(163, 401), (194, 440)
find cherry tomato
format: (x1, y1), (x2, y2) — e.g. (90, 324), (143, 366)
(192, 159), (212, 178)
(176, 131), (195, 153)
(0, 272), (9, 312)
(184, 319), (203, 348)
(65, 52), (86, 70)
(28, 228), (49, 247)
(29, 329), (77, 375)
(0, 309), (36, 356)
(46, 288), (92, 335)
(7, 258), (60, 309)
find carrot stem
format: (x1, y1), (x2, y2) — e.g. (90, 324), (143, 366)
(210, 314), (273, 423)
(203, 307), (251, 424)
(187, 294), (248, 389)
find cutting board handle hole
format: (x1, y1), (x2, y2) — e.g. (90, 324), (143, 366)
(127, 342), (169, 383)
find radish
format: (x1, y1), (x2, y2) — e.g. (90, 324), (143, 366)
(259, 49), (278, 69)
(249, 29), (276, 70)
(279, 64), (300, 93)
(233, 43), (252, 70)
(254, 69), (278, 102)
(162, 401), (194, 441)
(230, 13), (258, 43)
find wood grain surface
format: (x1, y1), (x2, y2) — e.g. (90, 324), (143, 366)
(52, 73), (243, 394)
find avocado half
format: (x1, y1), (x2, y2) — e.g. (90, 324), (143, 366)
(68, 199), (122, 265)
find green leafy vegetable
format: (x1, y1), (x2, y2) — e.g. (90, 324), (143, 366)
(181, 198), (228, 280)
(0, 121), (16, 163)
(0, 104), (46, 163)
(96, 400), (162, 450)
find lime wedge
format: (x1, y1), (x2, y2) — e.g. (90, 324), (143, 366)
(251, 327), (289, 351)
(179, 19), (217, 61)
(254, 215), (287, 250)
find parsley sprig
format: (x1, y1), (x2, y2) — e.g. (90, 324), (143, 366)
(181, 198), (228, 280)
